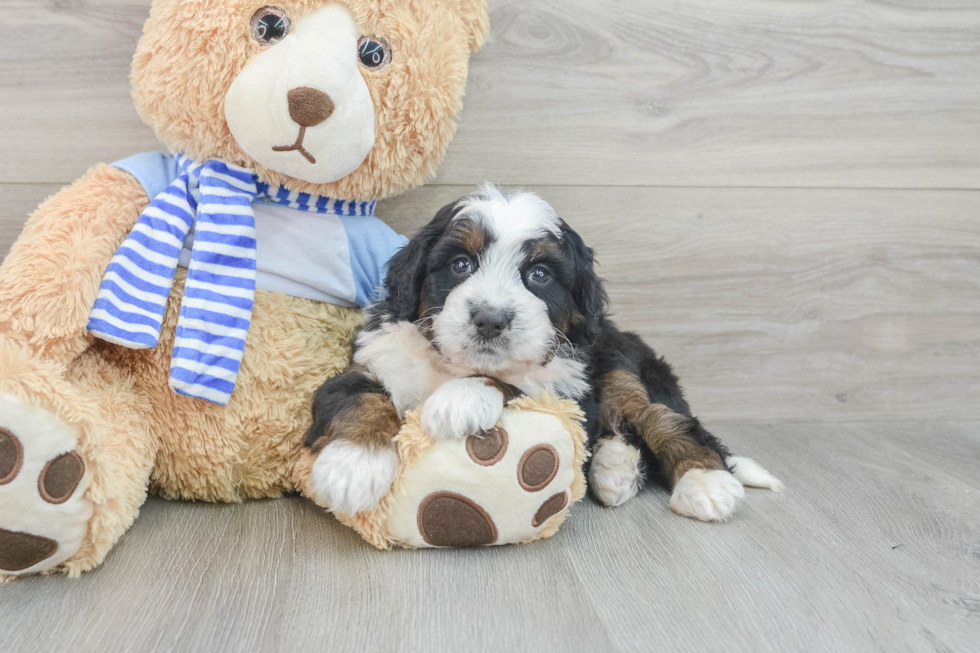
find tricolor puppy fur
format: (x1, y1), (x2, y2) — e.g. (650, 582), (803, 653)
(306, 185), (783, 518)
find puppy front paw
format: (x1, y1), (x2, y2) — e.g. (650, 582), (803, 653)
(421, 378), (505, 440)
(669, 468), (745, 522)
(310, 440), (398, 514)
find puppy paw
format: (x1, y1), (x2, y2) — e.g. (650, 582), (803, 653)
(421, 378), (505, 440)
(310, 440), (398, 514)
(727, 456), (785, 492)
(670, 468), (745, 522)
(589, 437), (643, 507)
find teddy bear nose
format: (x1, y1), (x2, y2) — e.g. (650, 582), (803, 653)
(286, 87), (335, 127)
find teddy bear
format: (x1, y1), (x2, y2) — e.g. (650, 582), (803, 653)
(0, 0), (590, 578)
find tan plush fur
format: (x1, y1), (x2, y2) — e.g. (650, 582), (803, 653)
(0, 266), (362, 576)
(132, 0), (490, 200)
(0, 0), (489, 578)
(0, 166), (149, 363)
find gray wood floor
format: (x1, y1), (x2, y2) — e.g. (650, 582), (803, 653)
(1, 424), (978, 653)
(2, 1), (979, 651)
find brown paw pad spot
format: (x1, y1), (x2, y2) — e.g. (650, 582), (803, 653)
(532, 492), (568, 527)
(417, 491), (498, 547)
(518, 444), (559, 492)
(0, 528), (58, 572)
(38, 451), (85, 505)
(0, 428), (23, 485)
(466, 428), (508, 466)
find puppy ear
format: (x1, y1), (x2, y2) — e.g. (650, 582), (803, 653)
(560, 221), (608, 345)
(383, 201), (459, 321)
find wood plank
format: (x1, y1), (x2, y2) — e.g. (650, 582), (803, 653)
(376, 184), (980, 423)
(1, 422), (978, 652)
(3, 1), (980, 189)
(0, 496), (614, 653)
(1, 1), (159, 185)
(559, 421), (980, 653)
(3, 182), (978, 423)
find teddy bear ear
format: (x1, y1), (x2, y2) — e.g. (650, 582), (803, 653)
(457, 0), (490, 52)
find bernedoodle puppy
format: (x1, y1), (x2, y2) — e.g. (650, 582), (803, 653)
(305, 185), (783, 517)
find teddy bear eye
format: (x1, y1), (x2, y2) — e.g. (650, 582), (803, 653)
(250, 6), (291, 45)
(357, 36), (391, 71)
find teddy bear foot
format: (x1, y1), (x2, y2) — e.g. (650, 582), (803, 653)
(0, 393), (93, 576)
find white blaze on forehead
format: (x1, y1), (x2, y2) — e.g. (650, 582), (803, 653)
(453, 184), (561, 246)
(428, 184), (562, 374)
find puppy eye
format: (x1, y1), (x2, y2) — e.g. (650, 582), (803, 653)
(358, 35), (392, 71)
(528, 266), (551, 284)
(251, 6), (291, 44)
(452, 256), (473, 275)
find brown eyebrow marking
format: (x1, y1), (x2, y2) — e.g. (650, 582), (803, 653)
(523, 236), (563, 263)
(455, 219), (486, 254)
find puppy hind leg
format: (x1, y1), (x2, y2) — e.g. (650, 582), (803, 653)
(727, 455), (784, 492)
(601, 370), (743, 522)
(589, 435), (644, 507)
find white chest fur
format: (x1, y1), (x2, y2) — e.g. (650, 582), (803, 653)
(354, 322), (589, 415)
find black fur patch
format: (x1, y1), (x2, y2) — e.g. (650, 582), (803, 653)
(306, 367), (389, 449)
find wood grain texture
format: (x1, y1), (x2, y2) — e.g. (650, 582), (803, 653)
(559, 422), (980, 653)
(3, 182), (978, 422)
(374, 184), (980, 423)
(2, 1), (979, 651)
(1, 423), (978, 653)
(3, 0), (980, 188)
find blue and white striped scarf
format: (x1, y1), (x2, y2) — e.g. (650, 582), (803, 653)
(88, 154), (376, 405)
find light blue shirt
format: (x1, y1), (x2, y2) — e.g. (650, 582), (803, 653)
(112, 152), (407, 307)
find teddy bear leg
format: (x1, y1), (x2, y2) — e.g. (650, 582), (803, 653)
(0, 341), (157, 578)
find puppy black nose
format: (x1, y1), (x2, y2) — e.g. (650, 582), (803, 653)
(286, 87), (335, 127)
(473, 310), (511, 340)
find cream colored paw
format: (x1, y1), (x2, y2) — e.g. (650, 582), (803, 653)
(310, 440), (398, 514)
(669, 468), (744, 522)
(727, 456), (784, 492)
(421, 378), (504, 440)
(589, 437), (643, 507)
(0, 393), (93, 576)
(386, 407), (579, 548)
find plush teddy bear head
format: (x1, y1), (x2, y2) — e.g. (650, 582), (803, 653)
(131, 0), (488, 199)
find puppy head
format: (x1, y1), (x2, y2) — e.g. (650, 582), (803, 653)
(380, 185), (607, 372)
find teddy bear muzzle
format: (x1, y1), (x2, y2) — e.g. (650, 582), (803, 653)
(271, 87), (336, 164)
(224, 3), (376, 184)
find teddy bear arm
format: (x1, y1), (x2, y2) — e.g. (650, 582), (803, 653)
(0, 165), (149, 363)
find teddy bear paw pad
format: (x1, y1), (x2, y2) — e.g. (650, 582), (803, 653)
(532, 492), (568, 527)
(518, 444), (559, 491)
(0, 394), (93, 575)
(0, 529), (59, 572)
(418, 491), (497, 547)
(465, 428), (508, 466)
